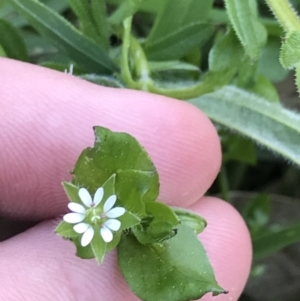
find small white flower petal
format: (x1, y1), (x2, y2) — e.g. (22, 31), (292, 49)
(73, 223), (90, 234)
(63, 213), (85, 224)
(100, 226), (113, 243)
(93, 187), (104, 206)
(103, 195), (117, 213)
(104, 219), (121, 231)
(106, 207), (125, 218)
(81, 226), (94, 247)
(68, 202), (86, 214)
(78, 188), (93, 207)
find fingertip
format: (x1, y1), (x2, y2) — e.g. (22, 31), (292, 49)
(0, 59), (221, 218)
(189, 197), (252, 301)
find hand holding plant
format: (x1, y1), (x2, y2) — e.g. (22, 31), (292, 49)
(0, 60), (251, 300)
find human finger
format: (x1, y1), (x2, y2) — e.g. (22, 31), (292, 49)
(0, 58), (221, 220)
(0, 197), (251, 301)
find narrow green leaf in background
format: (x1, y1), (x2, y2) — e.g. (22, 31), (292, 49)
(242, 193), (271, 234)
(0, 18), (28, 61)
(91, 0), (109, 48)
(189, 86), (300, 166)
(7, 0), (117, 74)
(251, 74), (280, 102)
(222, 133), (257, 165)
(146, 0), (213, 44)
(67, 0), (109, 49)
(145, 0), (214, 60)
(224, 0), (267, 59)
(257, 37), (290, 83)
(109, 0), (145, 24)
(1, 0), (69, 28)
(118, 224), (226, 301)
(253, 220), (300, 260)
(145, 22), (214, 61)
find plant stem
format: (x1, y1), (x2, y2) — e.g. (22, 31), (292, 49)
(148, 68), (236, 100)
(218, 166), (230, 202)
(129, 36), (153, 91)
(265, 0), (300, 32)
(121, 17), (140, 89)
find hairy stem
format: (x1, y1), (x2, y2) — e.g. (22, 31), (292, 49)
(121, 17), (140, 88)
(265, 0), (300, 32)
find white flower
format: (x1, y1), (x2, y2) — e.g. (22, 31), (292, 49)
(63, 187), (125, 246)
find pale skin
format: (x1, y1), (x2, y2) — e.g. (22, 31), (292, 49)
(0, 58), (252, 301)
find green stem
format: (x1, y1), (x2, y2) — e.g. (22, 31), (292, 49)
(148, 68), (236, 100)
(129, 36), (153, 91)
(121, 17), (140, 89)
(218, 166), (230, 202)
(265, 0), (300, 32)
(121, 18), (235, 99)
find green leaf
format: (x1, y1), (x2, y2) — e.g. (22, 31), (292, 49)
(258, 36), (289, 82)
(145, 22), (214, 61)
(280, 30), (300, 69)
(0, 44), (6, 57)
(62, 182), (82, 204)
(106, 231), (121, 253)
(146, 0), (213, 44)
(189, 86), (300, 166)
(171, 207), (207, 234)
(67, 0), (109, 49)
(224, 0), (267, 59)
(1, 0), (70, 28)
(73, 237), (95, 259)
(109, 0), (145, 24)
(7, 0), (117, 74)
(118, 224), (226, 301)
(251, 74), (280, 102)
(243, 193), (271, 234)
(91, 0), (109, 47)
(0, 19), (28, 61)
(221, 132), (257, 165)
(55, 221), (78, 238)
(296, 64), (300, 95)
(253, 220), (300, 260)
(209, 29), (244, 72)
(133, 202), (179, 244)
(91, 232), (107, 264)
(115, 170), (153, 215)
(72, 126), (158, 195)
(142, 171), (159, 203)
(118, 211), (141, 230)
(235, 58), (258, 89)
(146, 202), (179, 226)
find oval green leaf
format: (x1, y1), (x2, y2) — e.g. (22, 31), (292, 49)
(118, 224), (226, 301)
